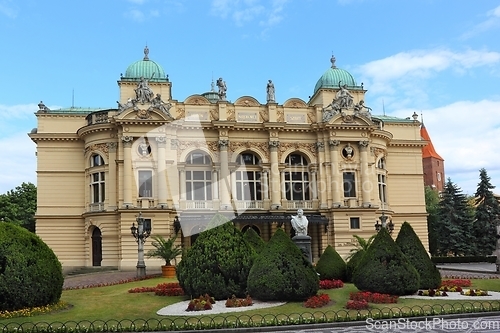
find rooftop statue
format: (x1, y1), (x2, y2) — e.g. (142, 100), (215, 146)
(217, 77), (227, 101)
(135, 75), (155, 104)
(266, 80), (275, 103)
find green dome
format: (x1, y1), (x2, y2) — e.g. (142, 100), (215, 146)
(314, 56), (359, 94)
(201, 80), (220, 103)
(122, 46), (168, 83)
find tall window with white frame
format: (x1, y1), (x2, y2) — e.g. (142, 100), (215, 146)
(89, 153), (105, 211)
(377, 157), (388, 209)
(185, 151), (212, 201)
(138, 170), (153, 198)
(284, 153), (310, 201)
(235, 153), (262, 206)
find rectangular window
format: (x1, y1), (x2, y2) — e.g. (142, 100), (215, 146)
(350, 217), (360, 229)
(90, 172), (105, 203)
(378, 174), (387, 206)
(343, 172), (356, 198)
(138, 170), (153, 197)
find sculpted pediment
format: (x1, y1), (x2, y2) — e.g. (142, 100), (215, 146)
(324, 110), (373, 126)
(283, 98), (307, 108)
(234, 96), (260, 107)
(115, 105), (174, 121)
(184, 95), (211, 105)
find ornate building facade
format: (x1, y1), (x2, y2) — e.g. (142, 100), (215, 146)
(29, 49), (428, 271)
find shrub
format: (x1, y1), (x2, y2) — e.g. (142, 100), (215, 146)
(0, 223), (63, 311)
(176, 214), (255, 300)
(247, 228), (319, 301)
(352, 228), (420, 296)
(345, 249), (364, 282)
(314, 245), (346, 281)
(243, 227), (266, 254)
(319, 279), (344, 289)
(225, 295), (253, 307)
(396, 222), (441, 289)
(304, 293), (331, 308)
(186, 294), (215, 311)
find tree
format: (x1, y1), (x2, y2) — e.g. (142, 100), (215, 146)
(352, 228), (419, 296)
(243, 227), (266, 254)
(0, 182), (37, 232)
(472, 168), (500, 256)
(247, 228), (319, 301)
(425, 186), (440, 256)
(176, 214), (255, 300)
(396, 222), (441, 289)
(436, 178), (475, 256)
(315, 245), (346, 281)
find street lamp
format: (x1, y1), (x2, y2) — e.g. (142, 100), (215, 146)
(374, 212), (394, 234)
(131, 212), (151, 278)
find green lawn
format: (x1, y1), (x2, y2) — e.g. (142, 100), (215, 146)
(1, 278), (500, 328)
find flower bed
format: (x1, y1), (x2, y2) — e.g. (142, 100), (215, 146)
(440, 279), (471, 289)
(187, 294), (215, 311)
(349, 291), (398, 304)
(225, 295), (253, 307)
(346, 299), (369, 310)
(319, 279), (344, 289)
(460, 289), (490, 296)
(128, 282), (184, 296)
(417, 289), (448, 297)
(304, 293), (331, 308)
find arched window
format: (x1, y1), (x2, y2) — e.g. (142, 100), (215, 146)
(284, 153), (310, 201)
(235, 153), (262, 201)
(89, 153), (105, 210)
(185, 151), (212, 201)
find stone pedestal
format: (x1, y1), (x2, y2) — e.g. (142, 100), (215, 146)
(292, 235), (312, 264)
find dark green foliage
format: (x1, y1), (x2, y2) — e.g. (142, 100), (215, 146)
(0, 223), (63, 311)
(425, 186), (440, 256)
(352, 228), (419, 296)
(243, 227), (265, 254)
(472, 168), (500, 256)
(176, 215), (255, 300)
(315, 245), (346, 281)
(247, 228), (319, 301)
(436, 179), (475, 256)
(345, 249), (365, 283)
(396, 222), (441, 289)
(0, 182), (37, 232)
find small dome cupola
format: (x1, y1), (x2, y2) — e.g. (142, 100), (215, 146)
(122, 46), (168, 83)
(313, 55), (358, 94)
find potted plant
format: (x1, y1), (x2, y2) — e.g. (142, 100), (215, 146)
(146, 235), (182, 278)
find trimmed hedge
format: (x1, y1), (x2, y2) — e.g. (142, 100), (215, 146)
(243, 227), (265, 254)
(315, 245), (346, 281)
(345, 249), (365, 283)
(0, 222), (63, 311)
(247, 228), (319, 301)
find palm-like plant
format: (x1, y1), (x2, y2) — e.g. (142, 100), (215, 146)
(346, 234), (375, 260)
(146, 235), (182, 266)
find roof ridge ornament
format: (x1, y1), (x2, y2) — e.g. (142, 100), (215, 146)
(143, 45), (149, 61)
(330, 54), (336, 68)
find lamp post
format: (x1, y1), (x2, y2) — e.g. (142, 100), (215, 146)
(131, 212), (151, 278)
(374, 212), (394, 234)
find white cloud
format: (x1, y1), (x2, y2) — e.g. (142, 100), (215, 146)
(0, 103), (37, 120)
(461, 5), (500, 39)
(0, 133), (37, 194)
(210, 0), (288, 27)
(391, 99), (500, 195)
(0, 0), (17, 18)
(125, 9), (146, 22)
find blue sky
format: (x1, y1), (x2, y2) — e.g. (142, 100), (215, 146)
(1, 0), (499, 196)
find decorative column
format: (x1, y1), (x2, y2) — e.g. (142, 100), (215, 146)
(316, 141), (326, 208)
(261, 169), (269, 200)
(156, 136), (168, 208)
(359, 140), (371, 207)
(122, 136), (133, 208)
(329, 140), (341, 207)
(106, 142), (117, 211)
(219, 139), (231, 208)
(212, 169), (219, 200)
(269, 140), (281, 208)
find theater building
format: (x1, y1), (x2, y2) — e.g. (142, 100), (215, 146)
(29, 48), (429, 271)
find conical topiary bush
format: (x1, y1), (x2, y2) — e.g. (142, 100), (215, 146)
(352, 228), (420, 296)
(176, 214), (255, 300)
(396, 221), (441, 289)
(345, 249), (365, 283)
(315, 245), (346, 281)
(243, 227), (265, 254)
(247, 228), (319, 301)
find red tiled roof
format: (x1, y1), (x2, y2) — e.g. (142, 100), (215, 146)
(421, 124), (444, 160)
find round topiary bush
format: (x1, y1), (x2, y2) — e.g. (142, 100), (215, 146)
(0, 222), (63, 311)
(396, 221), (441, 289)
(247, 228), (319, 301)
(176, 214), (255, 300)
(315, 245), (346, 281)
(352, 228), (419, 296)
